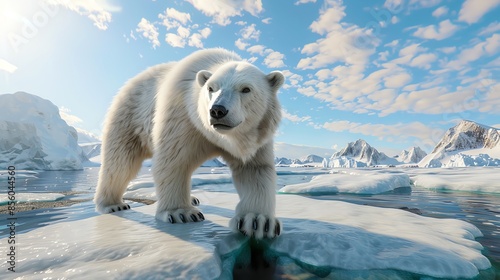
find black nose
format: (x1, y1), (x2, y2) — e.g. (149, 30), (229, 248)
(210, 105), (228, 119)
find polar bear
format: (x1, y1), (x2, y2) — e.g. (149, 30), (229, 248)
(94, 48), (284, 239)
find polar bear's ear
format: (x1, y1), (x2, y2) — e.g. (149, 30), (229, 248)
(197, 70), (212, 87)
(266, 71), (285, 93)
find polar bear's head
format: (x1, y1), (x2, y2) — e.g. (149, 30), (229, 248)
(196, 62), (285, 136)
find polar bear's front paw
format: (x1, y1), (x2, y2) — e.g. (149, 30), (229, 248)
(229, 213), (282, 239)
(97, 202), (131, 214)
(156, 207), (205, 224)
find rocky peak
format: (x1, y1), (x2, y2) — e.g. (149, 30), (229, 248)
(432, 120), (500, 153)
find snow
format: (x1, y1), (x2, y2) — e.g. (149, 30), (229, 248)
(420, 120), (500, 168)
(329, 139), (400, 167)
(399, 146), (427, 163)
(411, 167), (500, 194)
(279, 169), (411, 195)
(328, 156), (367, 168)
(0, 190), (489, 279)
(0, 192), (64, 205)
(0, 92), (87, 170)
(419, 147), (500, 167)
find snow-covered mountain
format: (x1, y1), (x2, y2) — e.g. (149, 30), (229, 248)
(329, 139), (398, 167)
(76, 127), (101, 143)
(300, 154), (325, 164)
(0, 92), (87, 170)
(274, 157), (292, 166)
(419, 120), (500, 167)
(399, 147), (427, 163)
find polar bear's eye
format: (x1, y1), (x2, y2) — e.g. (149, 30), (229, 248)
(208, 86), (214, 93)
(241, 87), (251, 93)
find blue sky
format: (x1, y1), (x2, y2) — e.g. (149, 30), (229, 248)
(1, 0), (499, 156)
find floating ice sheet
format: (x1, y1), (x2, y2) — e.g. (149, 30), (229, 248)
(279, 169), (411, 195)
(0, 192), (489, 279)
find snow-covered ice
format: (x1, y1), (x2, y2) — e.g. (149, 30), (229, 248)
(411, 167), (500, 194)
(0, 190), (490, 279)
(279, 169), (411, 195)
(0, 192), (64, 205)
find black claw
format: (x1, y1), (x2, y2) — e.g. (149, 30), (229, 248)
(264, 219), (270, 232)
(190, 214), (198, 222)
(111, 209), (115, 213)
(253, 218), (258, 230)
(179, 213), (186, 223)
(126, 205), (130, 209)
(275, 223), (281, 236)
(168, 214), (175, 224)
(198, 212), (205, 220)
(237, 219), (244, 231)
(117, 207), (121, 211)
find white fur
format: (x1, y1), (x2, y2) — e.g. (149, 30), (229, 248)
(94, 48), (285, 238)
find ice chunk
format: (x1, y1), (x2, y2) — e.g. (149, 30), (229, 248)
(279, 169), (411, 195)
(0, 192), (64, 205)
(412, 167), (500, 194)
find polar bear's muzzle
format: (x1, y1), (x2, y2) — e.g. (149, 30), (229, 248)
(208, 91), (242, 132)
(209, 105), (241, 131)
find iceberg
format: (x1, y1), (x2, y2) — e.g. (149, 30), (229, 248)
(0, 92), (87, 170)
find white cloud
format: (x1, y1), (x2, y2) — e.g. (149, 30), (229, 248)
(235, 38), (248, 50)
(247, 45), (267, 56)
(413, 20), (459, 40)
(240, 23), (260, 40)
(188, 27), (211, 48)
(383, 0), (404, 12)
(409, 53), (437, 69)
(295, 0), (316, 4)
(409, 0), (441, 8)
(479, 22), (500, 36)
(262, 17), (272, 24)
(236, 24), (262, 52)
(159, 7), (191, 29)
(391, 16), (399, 24)
(297, 0), (379, 69)
(432, 6), (448, 17)
(136, 18), (160, 49)
(0, 58), (17, 73)
(458, 0), (500, 24)
(385, 40), (399, 48)
(165, 33), (186, 48)
(446, 33), (500, 70)
(164, 24), (211, 49)
(282, 109), (311, 123)
(384, 72), (412, 88)
(185, 0), (263, 26)
(177, 26), (191, 38)
(439, 46), (456, 54)
(264, 51), (286, 68)
(45, 0), (119, 30)
(282, 70), (303, 89)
